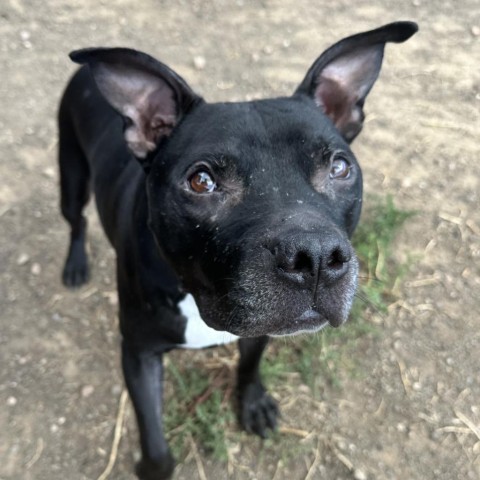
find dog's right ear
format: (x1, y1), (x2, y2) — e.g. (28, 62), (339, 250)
(70, 48), (201, 167)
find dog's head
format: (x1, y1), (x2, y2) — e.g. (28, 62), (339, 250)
(71, 22), (417, 337)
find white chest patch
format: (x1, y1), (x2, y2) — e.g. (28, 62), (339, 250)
(178, 294), (239, 349)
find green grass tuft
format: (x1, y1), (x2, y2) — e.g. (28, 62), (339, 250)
(354, 194), (415, 296)
(165, 360), (236, 460)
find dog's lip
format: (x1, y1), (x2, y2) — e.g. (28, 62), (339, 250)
(269, 308), (335, 337)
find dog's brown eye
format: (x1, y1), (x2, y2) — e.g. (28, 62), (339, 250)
(330, 158), (350, 179)
(189, 170), (217, 194)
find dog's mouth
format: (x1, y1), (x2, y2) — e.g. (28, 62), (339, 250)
(196, 302), (346, 338)
(186, 247), (359, 337)
(193, 262), (357, 338)
(269, 308), (341, 337)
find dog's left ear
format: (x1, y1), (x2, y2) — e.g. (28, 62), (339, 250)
(295, 21), (418, 143)
(70, 48), (201, 167)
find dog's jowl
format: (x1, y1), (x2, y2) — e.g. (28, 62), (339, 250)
(58, 22), (417, 479)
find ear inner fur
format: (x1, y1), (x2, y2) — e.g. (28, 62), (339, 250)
(70, 47), (201, 163)
(295, 21), (418, 143)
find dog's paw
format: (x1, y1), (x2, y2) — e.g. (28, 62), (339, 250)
(135, 453), (175, 480)
(62, 258), (89, 287)
(62, 247), (89, 288)
(239, 382), (279, 438)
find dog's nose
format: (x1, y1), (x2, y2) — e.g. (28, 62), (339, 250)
(269, 230), (351, 286)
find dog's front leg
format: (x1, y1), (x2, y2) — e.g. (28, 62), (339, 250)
(121, 342), (174, 480)
(237, 336), (279, 438)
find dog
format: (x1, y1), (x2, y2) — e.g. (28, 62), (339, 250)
(58, 21), (417, 479)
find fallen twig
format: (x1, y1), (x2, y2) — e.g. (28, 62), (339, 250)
(187, 368), (226, 415)
(455, 410), (480, 441)
(397, 359), (411, 395)
(272, 459), (284, 480)
(97, 389), (128, 480)
(189, 435), (207, 480)
(25, 437), (44, 469)
(330, 441), (354, 472)
(279, 426), (310, 438)
(304, 437), (322, 480)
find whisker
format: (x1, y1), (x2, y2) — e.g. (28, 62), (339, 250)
(353, 291), (386, 321)
(357, 275), (384, 284)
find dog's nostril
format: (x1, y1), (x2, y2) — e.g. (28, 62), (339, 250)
(269, 234), (352, 285)
(293, 251), (314, 275)
(326, 247), (349, 270)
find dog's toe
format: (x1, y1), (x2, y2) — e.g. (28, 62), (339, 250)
(62, 243), (90, 288)
(62, 260), (89, 288)
(240, 383), (279, 438)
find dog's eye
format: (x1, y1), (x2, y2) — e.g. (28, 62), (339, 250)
(189, 170), (217, 194)
(330, 158), (351, 179)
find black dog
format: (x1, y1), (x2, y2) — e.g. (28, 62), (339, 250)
(58, 22), (417, 479)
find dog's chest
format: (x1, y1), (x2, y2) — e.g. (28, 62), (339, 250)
(177, 294), (239, 349)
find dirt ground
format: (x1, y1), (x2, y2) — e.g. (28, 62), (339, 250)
(1, 0), (479, 479)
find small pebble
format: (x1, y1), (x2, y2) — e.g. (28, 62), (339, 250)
(58, 416), (66, 425)
(104, 292), (118, 306)
(17, 253), (29, 265)
(82, 385), (94, 398)
(193, 55), (206, 70)
(31, 263), (41, 275)
(396, 422), (407, 433)
(7, 396), (17, 406)
(50, 424), (59, 433)
(471, 26), (480, 36)
(354, 469), (367, 480)
(43, 167), (55, 178)
(97, 447), (107, 457)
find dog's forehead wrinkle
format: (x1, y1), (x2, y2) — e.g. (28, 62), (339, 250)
(186, 99), (331, 149)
